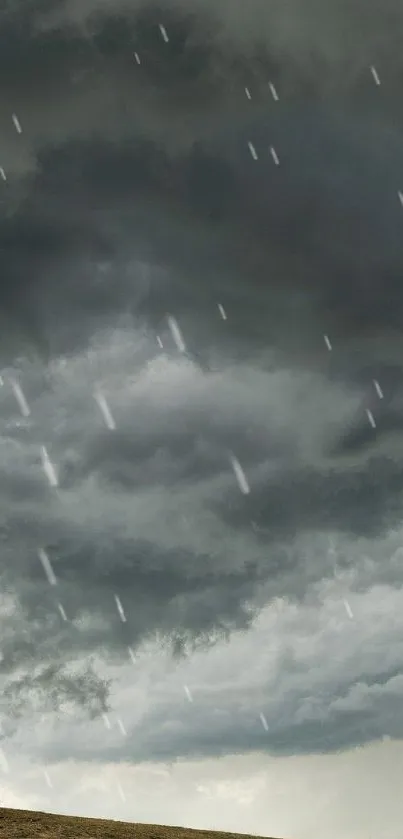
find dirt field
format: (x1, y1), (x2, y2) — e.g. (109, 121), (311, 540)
(0, 808), (280, 839)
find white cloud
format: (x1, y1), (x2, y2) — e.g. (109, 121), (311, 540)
(2, 741), (403, 839)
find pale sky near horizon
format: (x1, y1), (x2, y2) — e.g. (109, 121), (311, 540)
(1, 2), (403, 838)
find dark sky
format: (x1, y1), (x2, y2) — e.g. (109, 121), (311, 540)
(1, 2), (403, 836)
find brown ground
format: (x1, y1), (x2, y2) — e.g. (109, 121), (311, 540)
(0, 808), (281, 839)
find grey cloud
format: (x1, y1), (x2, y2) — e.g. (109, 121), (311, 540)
(3, 659), (109, 720)
(34, 0), (403, 80)
(1, 0), (403, 768)
(9, 560), (403, 766)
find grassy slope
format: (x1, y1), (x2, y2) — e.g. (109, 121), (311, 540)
(0, 808), (281, 839)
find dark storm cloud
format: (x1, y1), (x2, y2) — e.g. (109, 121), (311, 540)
(3, 659), (110, 720)
(1, 0), (403, 763)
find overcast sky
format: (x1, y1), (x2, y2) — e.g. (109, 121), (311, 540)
(1, 2), (403, 838)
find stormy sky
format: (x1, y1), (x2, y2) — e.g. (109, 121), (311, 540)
(1, 1), (403, 837)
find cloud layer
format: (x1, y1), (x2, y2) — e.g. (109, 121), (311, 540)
(1, 0), (403, 793)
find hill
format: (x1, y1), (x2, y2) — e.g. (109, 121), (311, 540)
(0, 808), (281, 839)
